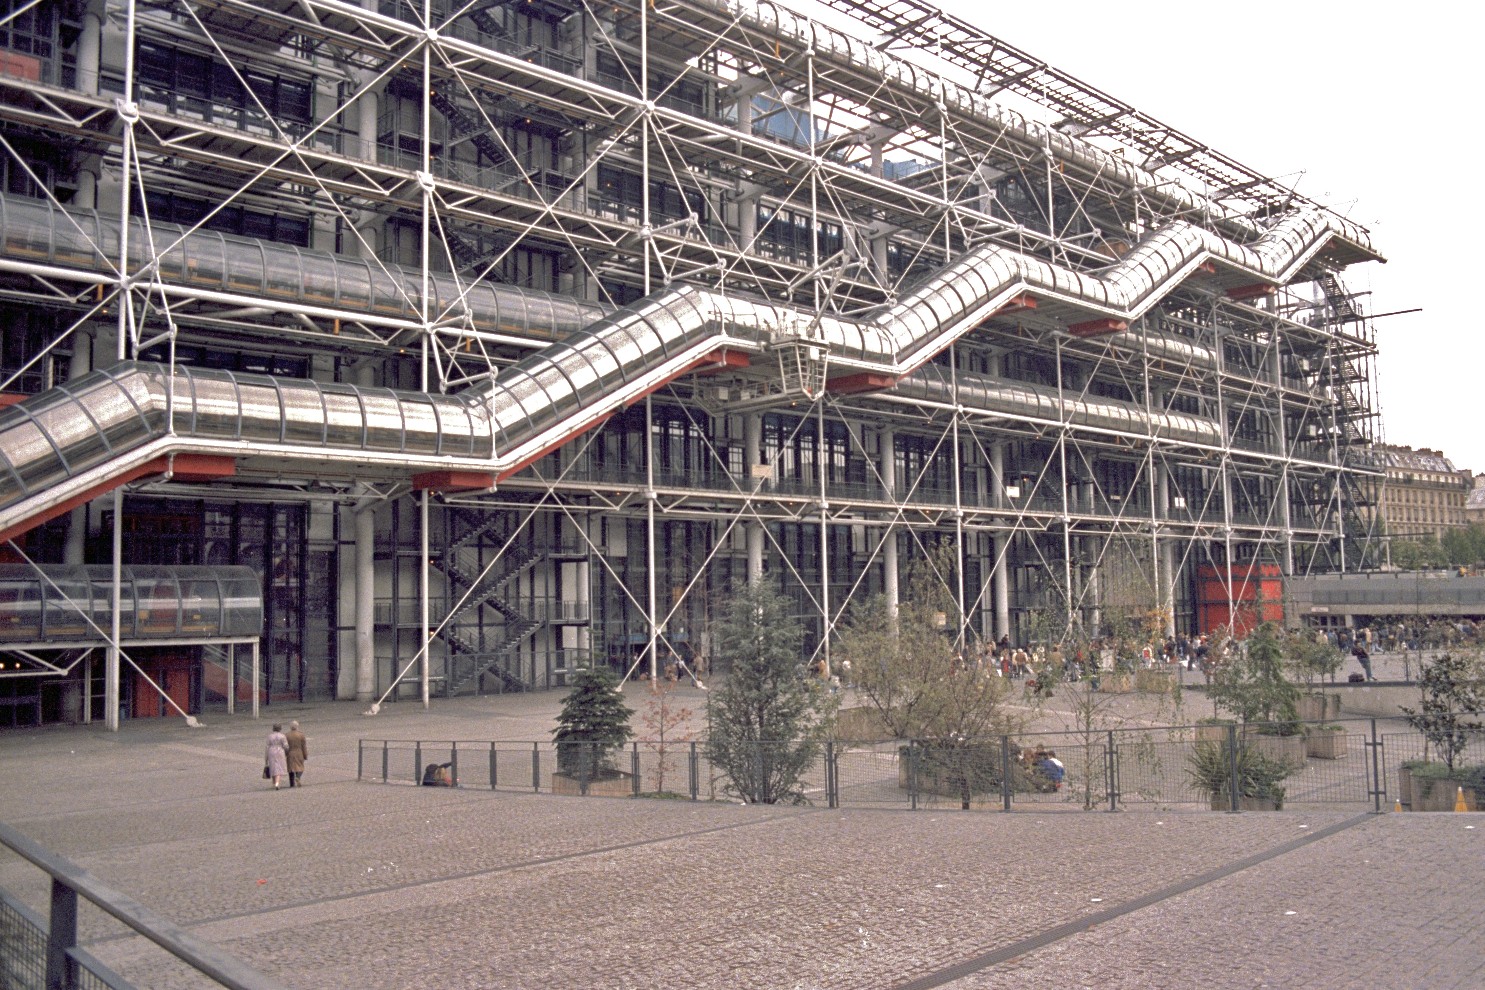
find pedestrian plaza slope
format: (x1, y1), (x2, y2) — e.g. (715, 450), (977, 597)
(0, 688), (1480, 990)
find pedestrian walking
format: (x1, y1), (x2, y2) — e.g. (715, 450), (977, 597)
(285, 720), (309, 788)
(265, 723), (289, 790)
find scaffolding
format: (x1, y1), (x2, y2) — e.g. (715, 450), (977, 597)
(0, 0), (1385, 723)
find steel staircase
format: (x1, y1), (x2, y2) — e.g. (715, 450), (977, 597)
(434, 511), (544, 694)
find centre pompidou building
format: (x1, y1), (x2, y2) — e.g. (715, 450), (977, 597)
(0, 0), (1385, 723)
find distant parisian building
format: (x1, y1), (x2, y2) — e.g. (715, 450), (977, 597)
(1376, 445), (1472, 541)
(1467, 474), (1485, 527)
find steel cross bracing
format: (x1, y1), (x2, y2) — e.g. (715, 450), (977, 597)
(0, 0), (1384, 706)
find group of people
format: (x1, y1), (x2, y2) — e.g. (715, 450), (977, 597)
(264, 720), (309, 790)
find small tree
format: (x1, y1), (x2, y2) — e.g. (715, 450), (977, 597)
(840, 546), (1025, 809)
(1402, 652), (1485, 773)
(552, 666), (633, 780)
(1207, 622), (1300, 734)
(705, 581), (837, 804)
(640, 679), (694, 795)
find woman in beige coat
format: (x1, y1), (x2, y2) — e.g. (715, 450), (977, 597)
(285, 720), (309, 788)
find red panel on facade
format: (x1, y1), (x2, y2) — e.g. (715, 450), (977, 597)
(825, 372), (897, 395)
(163, 454), (236, 482)
(1196, 563), (1284, 638)
(411, 470), (496, 492)
(688, 349), (750, 374)
(1067, 318), (1128, 338)
(1226, 284), (1277, 302)
(995, 294), (1038, 315)
(0, 52), (42, 82)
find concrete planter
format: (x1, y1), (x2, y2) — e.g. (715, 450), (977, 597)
(1195, 722), (1234, 743)
(1245, 732), (1307, 767)
(1135, 669), (1175, 693)
(1305, 728), (1347, 760)
(1411, 775), (1481, 812)
(1396, 765), (1414, 810)
(1209, 792), (1281, 812)
(1298, 693), (1344, 722)
(552, 770), (634, 798)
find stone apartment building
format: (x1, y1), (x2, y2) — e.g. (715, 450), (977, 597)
(1377, 445), (1471, 541)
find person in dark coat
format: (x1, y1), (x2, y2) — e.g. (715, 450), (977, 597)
(285, 720), (309, 788)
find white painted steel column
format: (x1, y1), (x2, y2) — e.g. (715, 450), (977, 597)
(869, 140), (888, 279)
(990, 444), (1009, 640)
(1272, 342), (1295, 574)
(950, 349), (966, 646)
(354, 501), (376, 702)
(745, 413), (764, 583)
(76, 0), (102, 94)
(418, 16), (433, 708)
(105, 0), (142, 733)
(817, 401), (830, 674)
(63, 331), (92, 565)
(880, 426), (898, 612)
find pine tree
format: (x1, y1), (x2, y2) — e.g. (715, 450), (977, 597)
(704, 581), (837, 804)
(552, 666), (633, 778)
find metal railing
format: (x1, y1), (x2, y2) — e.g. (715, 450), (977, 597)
(0, 823), (288, 990)
(360, 717), (1484, 813)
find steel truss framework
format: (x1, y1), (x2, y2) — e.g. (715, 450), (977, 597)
(0, 0), (1385, 721)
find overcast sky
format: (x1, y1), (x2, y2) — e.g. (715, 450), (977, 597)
(927, 1), (1476, 473)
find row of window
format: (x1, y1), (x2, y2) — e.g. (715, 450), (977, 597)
(135, 41), (313, 128)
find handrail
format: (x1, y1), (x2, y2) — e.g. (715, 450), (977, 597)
(0, 822), (290, 990)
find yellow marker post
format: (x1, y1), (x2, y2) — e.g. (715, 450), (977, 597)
(1455, 786), (1469, 813)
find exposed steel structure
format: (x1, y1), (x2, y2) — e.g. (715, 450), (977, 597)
(0, 0), (1385, 725)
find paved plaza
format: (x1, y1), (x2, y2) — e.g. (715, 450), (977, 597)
(0, 679), (1481, 989)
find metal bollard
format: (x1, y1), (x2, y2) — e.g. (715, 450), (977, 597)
(689, 741), (699, 801)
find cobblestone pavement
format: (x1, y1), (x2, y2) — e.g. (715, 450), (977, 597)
(1, 689), (1480, 989)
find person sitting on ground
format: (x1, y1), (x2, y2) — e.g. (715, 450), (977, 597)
(1031, 749), (1064, 791)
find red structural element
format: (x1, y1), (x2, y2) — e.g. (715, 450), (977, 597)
(1226, 284), (1277, 302)
(1196, 261), (1217, 275)
(411, 470), (496, 492)
(0, 52), (41, 82)
(500, 348), (743, 485)
(0, 454), (236, 545)
(163, 454), (236, 482)
(689, 349), (750, 374)
(495, 411), (614, 483)
(0, 394), (25, 408)
(1067, 318), (1128, 338)
(825, 371), (897, 395)
(1196, 563), (1284, 638)
(995, 294), (1038, 315)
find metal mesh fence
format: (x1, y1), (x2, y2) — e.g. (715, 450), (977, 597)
(0, 890), (45, 990)
(359, 718), (1485, 814)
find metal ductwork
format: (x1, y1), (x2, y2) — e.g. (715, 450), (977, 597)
(0, 195), (607, 341)
(0, 196), (1364, 539)
(0, 565), (262, 645)
(896, 365), (1221, 447)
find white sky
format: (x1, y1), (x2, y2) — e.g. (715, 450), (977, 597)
(929, 1), (1478, 473)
